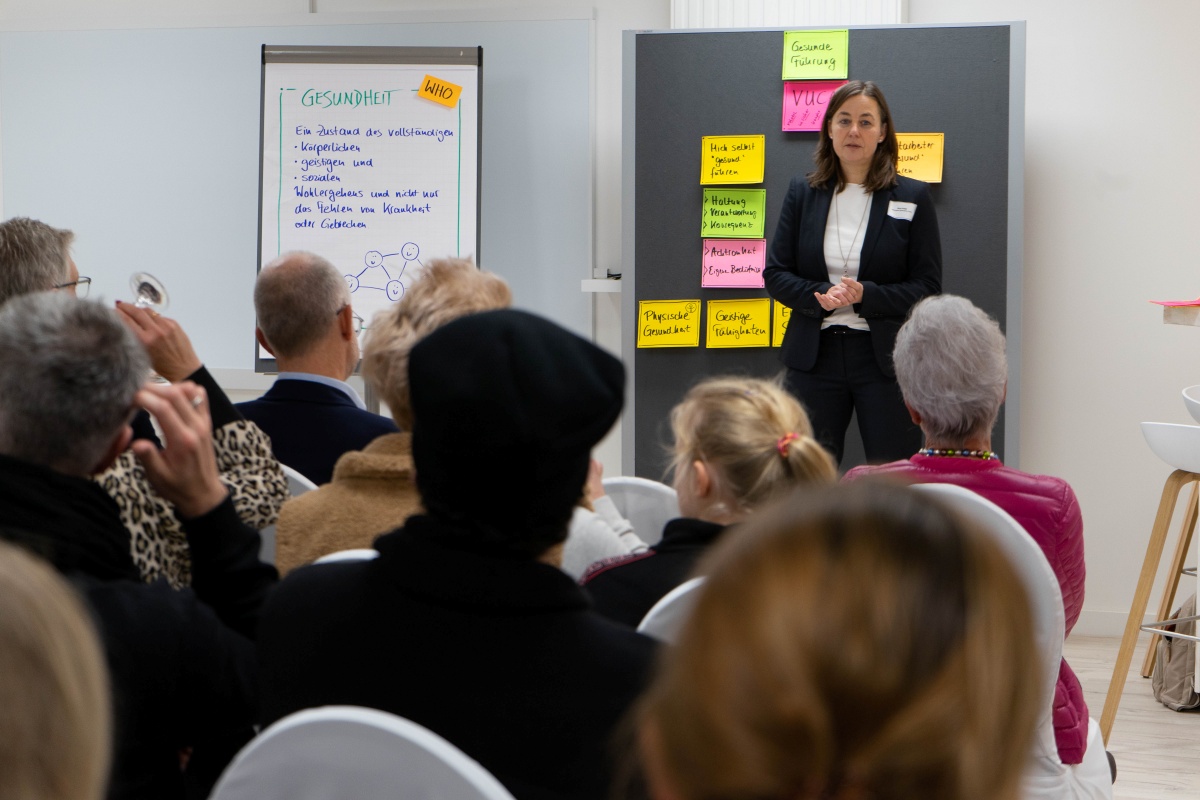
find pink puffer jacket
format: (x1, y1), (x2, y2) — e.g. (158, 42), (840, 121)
(844, 454), (1089, 764)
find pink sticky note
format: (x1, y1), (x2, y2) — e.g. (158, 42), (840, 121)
(1150, 296), (1200, 306)
(702, 239), (767, 288)
(782, 80), (847, 132)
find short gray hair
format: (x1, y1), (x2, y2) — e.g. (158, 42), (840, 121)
(254, 251), (349, 358)
(0, 218), (74, 305)
(0, 293), (147, 474)
(893, 295), (1007, 445)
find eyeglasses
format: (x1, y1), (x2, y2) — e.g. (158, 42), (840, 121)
(339, 306), (365, 334)
(54, 276), (91, 298)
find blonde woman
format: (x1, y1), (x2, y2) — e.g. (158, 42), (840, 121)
(637, 482), (1040, 800)
(0, 541), (111, 800)
(580, 376), (836, 626)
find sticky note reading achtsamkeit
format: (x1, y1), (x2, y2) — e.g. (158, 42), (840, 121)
(702, 239), (766, 288)
(772, 300), (792, 347)
(702, 188), (766, 239)
(896, 133), (944, 183)
(782, 30), (849, 80)
(700, 135), (765, 184)
(417, 74), (463, 107)
(638, 300), (701, 348)
(782, 80), (847, 131)
(707, 299), (771, 348)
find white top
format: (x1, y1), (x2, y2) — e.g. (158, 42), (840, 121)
(822, 183), (871, 331)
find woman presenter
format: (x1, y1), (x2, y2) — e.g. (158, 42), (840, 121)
(764, 80), (941, 466)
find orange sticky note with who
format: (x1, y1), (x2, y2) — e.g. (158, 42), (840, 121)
(417, 74), (463, 108)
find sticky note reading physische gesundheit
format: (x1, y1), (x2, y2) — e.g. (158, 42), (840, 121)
(782, 80), (847, 131)
(638, 300), (701, 348)
(417, 74), (463, 107)
(702, 239), (766, 288)
(701, 188), (766, 238)
(896, 133), (944, 183)
(700, 135), (765, 184)
(707, 299), (771, 348)
(782, 30), (849, 80)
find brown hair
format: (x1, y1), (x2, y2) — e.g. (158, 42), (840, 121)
(361, 257), (511, 428)
(0, 541), (111, 800)
(638, 482), (1040, 800)
(669, 376), (836, 516)
(809, 80), (900, 193)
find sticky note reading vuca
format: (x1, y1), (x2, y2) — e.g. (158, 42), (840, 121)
(637, 300), (701, 348)
(782, 30), (849, 80)
(782, 80), (847, 131)
(701, 188), (766, 238)
(896, 133), (945, 183)
(700, 135), (765, 184)
(772, 300), (792, 347)
(417, 74), (463, 107)
(707, 298), (771, 348)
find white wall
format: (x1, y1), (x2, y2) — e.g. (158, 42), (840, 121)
(2, 0), (1191, 634)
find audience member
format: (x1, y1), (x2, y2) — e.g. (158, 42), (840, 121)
(237, 250), (398, 484)
(581, 376), (836, 627)
(843, 294), (1089, 765)
(637, 482), (1040, 800)
(271, 257), (510, 573)
(0, 293), (277, 800)
(0, 540), (111, 800)
(0, 216), (287, 587)
(560, 457), (648, 579)
(258, 309), (656, 800)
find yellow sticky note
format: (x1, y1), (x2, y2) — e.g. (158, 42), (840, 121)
(896, 133), (944, 183)
(782, 30), (849, 80)
(707, 298), (771, 348)
(417, 74), (463, 108)
(638, 300), (701, 348)
(772, 300), (792, 347)
(700, 135), (765, 185)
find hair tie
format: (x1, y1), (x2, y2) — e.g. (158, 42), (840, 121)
(776, 432), (799, 458)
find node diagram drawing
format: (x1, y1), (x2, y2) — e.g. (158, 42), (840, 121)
(345, 242), (423, 302)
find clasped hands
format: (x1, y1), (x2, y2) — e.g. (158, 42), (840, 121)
(814, 277), (863, 312)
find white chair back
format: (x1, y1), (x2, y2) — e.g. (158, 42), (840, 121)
(637, 577), (706, 644)
(912, 484), (1112, 800)
(258, 464), (319, 564)
(313, 549), (379, 565)
(211, 705), (516, 800)
(601, 476), (679, 546)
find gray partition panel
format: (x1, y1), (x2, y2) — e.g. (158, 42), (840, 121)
(623, 24), (1023, 478)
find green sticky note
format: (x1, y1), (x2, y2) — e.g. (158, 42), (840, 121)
(782, 30), (849, 80)
(701, 188), (766, 239)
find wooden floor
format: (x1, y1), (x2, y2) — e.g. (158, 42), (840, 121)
(1065, 635), (1200, 798)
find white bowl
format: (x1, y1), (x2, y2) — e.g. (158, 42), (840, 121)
(1183, 385), (1200, 425)
(1141, 422), (1200, 473)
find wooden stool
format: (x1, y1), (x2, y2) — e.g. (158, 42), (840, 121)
(1100, 469), (1200, 743)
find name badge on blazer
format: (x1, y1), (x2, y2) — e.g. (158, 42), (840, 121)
(887, 201), (916, 221)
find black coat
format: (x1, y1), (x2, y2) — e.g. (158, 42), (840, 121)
(0, 453), (276, 800)
(257, 514), (657, 800)
(580, 518), (726, 628)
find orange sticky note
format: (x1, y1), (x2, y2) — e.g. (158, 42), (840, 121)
(417, 74), (462, 108)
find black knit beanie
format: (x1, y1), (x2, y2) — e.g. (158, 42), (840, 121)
(408, 309), (625, 556)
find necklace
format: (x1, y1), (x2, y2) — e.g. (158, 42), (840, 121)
(918, 448), (999, 461)
(833, 187), (871, 279)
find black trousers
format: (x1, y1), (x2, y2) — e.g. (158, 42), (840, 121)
(785, 327), (922, 467)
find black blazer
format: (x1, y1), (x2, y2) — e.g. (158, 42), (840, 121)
(236, 378), (398, 485)
(764, 175), (942, 377)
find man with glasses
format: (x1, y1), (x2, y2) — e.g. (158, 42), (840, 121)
(237, 250), (397, 485)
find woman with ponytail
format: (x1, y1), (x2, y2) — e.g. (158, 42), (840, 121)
(580, 376), (836, 627)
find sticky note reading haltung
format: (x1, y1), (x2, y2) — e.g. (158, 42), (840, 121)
(701, 188), (766, 238)
(417, 74), (463, 107)
(782, 30), (849, 80)
(707, 299), (772, 348)
(772, 300), (792, 347)
(896, 133), (944, 183)
(782, 80), (847, 131)
(638, 300), (701, 348)
(702, 239), (766, 288)
(700, 135), (765, 184)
